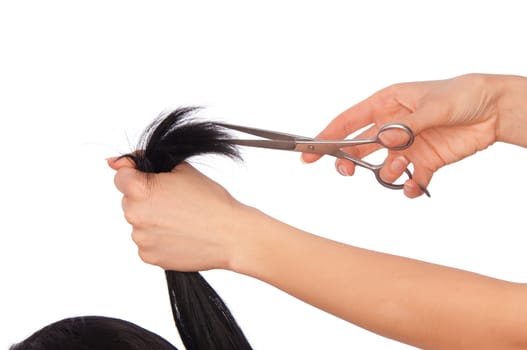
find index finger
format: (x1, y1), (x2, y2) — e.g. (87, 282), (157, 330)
(301, 92), (380, 163)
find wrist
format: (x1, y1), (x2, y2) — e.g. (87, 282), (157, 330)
(495, 74), (527, 147)
(224, 204), (294, 278)
(222, 204), (267, 274)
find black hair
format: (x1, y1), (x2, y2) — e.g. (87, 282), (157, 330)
(10, 316), (178, 350)
(11, 107), (251, 350)
(125, 106), (241, 174)
(122, 107), (252, 350)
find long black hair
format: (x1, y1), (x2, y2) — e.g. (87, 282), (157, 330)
(11, 107), (252, 350)
(121, 107), (252, 350)
(10, 316), (179, 350)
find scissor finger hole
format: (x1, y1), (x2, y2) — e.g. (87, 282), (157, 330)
(377, 124), (414, 150)
(377, 160), (414, 188)
(366, 149), (412, 187)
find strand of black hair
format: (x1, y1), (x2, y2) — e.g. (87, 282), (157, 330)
(120, 107), (252, 350)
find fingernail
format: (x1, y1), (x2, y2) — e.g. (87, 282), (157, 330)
(338, 165), (348, 176)
(390, 156), (409, 173)
(403, 181), (417, 197)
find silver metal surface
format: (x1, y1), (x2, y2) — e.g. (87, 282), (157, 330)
(218, 122), (430, 196)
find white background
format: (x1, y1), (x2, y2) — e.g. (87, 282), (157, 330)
(1, 1), (526, 349)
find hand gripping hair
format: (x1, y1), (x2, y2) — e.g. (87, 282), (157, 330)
(11, 107), (252, 350)
(121, 107), (252, 350)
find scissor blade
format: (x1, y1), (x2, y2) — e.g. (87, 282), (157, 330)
(226, 139), (297, 151)
(215, 122), (311, 141)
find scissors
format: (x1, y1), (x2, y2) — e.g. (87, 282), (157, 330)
(216, 122), (430, 197)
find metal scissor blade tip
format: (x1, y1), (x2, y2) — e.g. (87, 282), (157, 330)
(418, 184), (431, 198)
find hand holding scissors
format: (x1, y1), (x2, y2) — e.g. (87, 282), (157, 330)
(217, 122), (430, 196)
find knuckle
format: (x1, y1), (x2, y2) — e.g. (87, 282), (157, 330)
(124, 208), (140, 225)
(138, 249), (160, 266)
(126, 178), (146, 199)
(377, 83), (399, 100)
(116, 168), (146, 198)
(131, 230), (148, 247)
(137, 249), (151, 264)
(113, 172), (119, 187)
(379, 168), (396, 183)
(121, 198), (148, 227)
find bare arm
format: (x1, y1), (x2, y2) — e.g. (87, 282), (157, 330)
(111, 162), (527, 350)
(302, 74), (527, 198)
(496, 74), (527, 148)
(232, 205), (527, 350)
(109, 73), (527, 349)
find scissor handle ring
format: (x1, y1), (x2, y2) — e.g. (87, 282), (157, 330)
(376, 123), (415, 151)
(373, 167), (412, 190)
(338, 152), (410, 190)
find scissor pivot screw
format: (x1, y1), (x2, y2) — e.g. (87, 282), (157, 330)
(308, 145), (315, 151)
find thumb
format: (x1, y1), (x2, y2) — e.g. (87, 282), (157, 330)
(396, 103), (443, 137)
(378, 104), (442, 149)
(107, 156), (136, 170)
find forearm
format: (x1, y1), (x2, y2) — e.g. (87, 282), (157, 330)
(495, 74), (527, 147)
(229, 206), (527, 350)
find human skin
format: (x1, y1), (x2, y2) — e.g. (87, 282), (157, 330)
(109, 74), (527, 349)
(301, 73), (527, 198)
